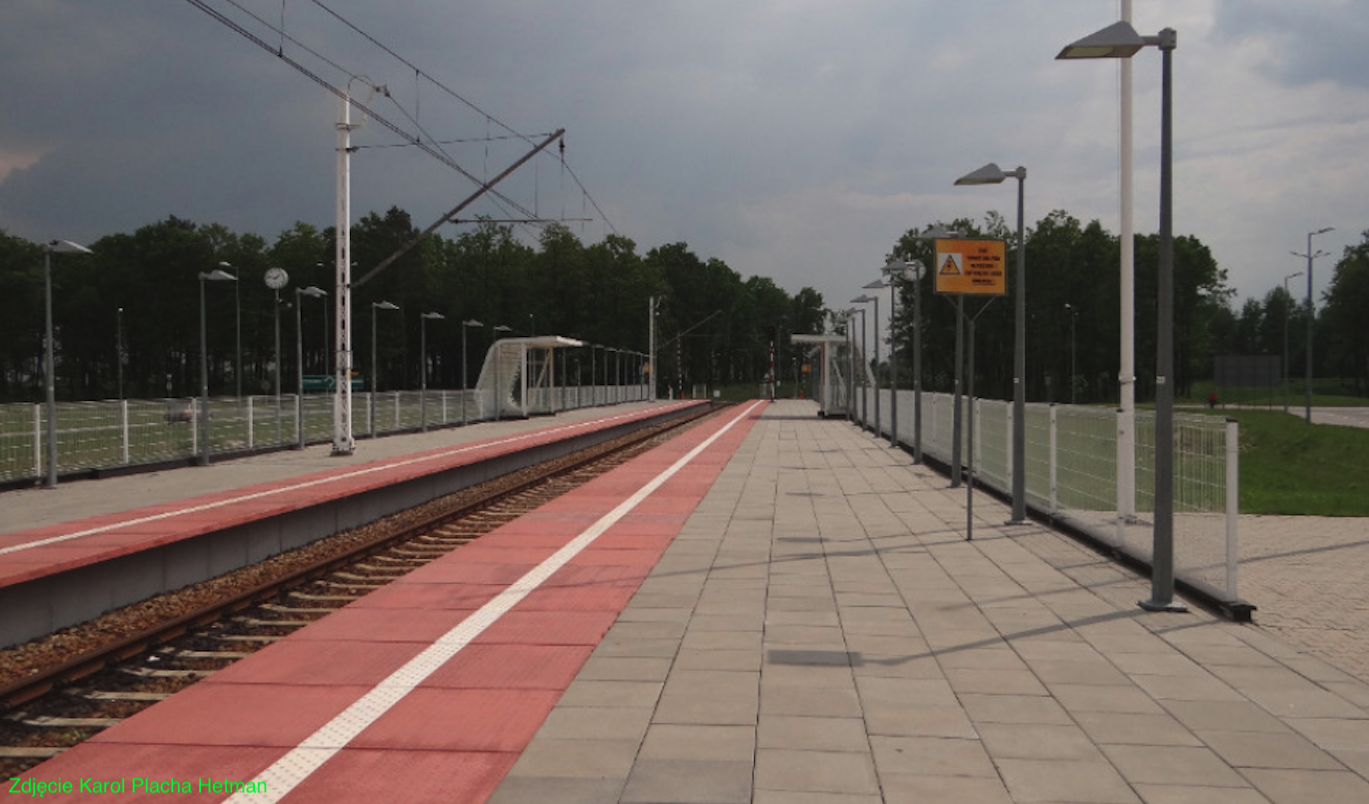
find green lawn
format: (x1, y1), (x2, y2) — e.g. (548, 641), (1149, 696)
(1202, 409), (1369, 516)
(1183, 379), (1369, 408)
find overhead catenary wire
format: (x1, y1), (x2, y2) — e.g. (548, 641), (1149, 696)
(185, 0), (536, 222)
(185, 0), (616, 233)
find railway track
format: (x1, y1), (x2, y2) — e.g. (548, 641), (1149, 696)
(0, 404), (722, 774)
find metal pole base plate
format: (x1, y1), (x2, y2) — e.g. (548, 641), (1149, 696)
(1138, 599), (1189, 613)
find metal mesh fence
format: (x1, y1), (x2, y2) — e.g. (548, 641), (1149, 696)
(0, 384), (638, 485)
(855, 391), (1240, 602)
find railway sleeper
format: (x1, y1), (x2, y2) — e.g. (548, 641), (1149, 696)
(80, 691), (171, 702)
(21, 716), (120, 728)
(262, 602), (335, 616)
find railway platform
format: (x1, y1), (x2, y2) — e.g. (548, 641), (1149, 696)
(16, 399), (1369, 803)
(0, 401), (703, 646)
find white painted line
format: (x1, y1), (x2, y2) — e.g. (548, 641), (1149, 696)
(0, 405), (695, 557)
(225, 400), (762, 804)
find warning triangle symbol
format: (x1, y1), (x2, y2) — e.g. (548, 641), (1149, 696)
(939, 254), (962, 276)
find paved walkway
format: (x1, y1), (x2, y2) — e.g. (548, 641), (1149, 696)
(1236, 515), (1369, 687)
(491, 399), (1369, 804)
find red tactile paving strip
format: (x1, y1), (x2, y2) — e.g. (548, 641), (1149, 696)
(23, 401), (764, 802)
(0, 404), (701, 589)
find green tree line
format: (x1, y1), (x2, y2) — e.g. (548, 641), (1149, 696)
(7, 208), (1365, 406)
(0, 211), (827, 403)
(883, 216), (1369, 404)
(1209, 230), (1369, 397)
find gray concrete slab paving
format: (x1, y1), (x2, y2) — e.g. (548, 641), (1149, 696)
(490, 398), (1369, 804)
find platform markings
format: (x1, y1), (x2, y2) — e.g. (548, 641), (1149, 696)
(224, 400), (762, 804)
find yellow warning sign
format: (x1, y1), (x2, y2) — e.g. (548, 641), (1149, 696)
(934, 238), (1007, 295)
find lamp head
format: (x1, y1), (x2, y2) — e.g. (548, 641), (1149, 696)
(421, 311), (445, 321)
(463, 319), (484, 327)
(851, 294), (876, 304)
(297, 285), (326, 297)
(956, 162), (1007, 185)
(863, 278), (888, 290)
(1315, 226), (1334, 235)
(46, 239), (92, 255)
(923, 224), (965, 239)
(372, 300), (399, 310)
(201, 268), (237, 282)
(1057, 20), (1147, 59)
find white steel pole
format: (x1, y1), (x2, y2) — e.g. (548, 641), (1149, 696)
(1118, 0), (1138, 524)
(333, 88), (356, 456)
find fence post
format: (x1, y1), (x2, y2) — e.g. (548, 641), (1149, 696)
(247, 396), (255, 449)
(32, 404), (42, 480)
(1005, 404), (1014, 490)
(1226, 418), (1240, 600)
(120, 399), (130, 464)
(394, 391), (401, 430)
(1049, 404), (1058, 514)
(191, 399), (199, 455)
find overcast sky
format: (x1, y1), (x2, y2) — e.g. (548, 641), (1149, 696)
(3, 0), (1366, 329)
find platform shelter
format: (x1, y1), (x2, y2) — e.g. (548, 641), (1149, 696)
(474, 336), (585, 419)
(791, 333), (861, 418)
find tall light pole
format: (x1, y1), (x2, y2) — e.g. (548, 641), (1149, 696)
(847, 302), (868, 425)
(854, 292), (879, 435)
(420, 312), (445, 432)
(493, 324), (512, 418)
(1065, 303), (1078, 404)
(883, 264), (902, 450)
(116, 306), (125, 403)
(907, 259), (926, 463)
(217, 261), (242, 401)
(295, 286), (327, 449)
(198, 268), (237, 466)
(955, 162), (1028, 524)
(42, 240), (92, 487)
(864, 278), (898, 448)
(1282, 271), (1302, 414)
(1294, 227), (1334, 422)
(370, 300), (398, 437)
(1060, 20), (1183, 612)
(265, 267), (289, 444)
(462, 319), (483, 426)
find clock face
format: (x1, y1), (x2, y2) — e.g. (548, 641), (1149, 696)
(264, 267), (289, 289)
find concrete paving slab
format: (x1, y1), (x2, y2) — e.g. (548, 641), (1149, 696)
(488, 400), (1369, 803)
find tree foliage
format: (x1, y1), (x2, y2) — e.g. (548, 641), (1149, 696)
(0, 212), (826, 401)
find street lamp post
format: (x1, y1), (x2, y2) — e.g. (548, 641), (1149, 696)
(1293, 227), (1333, 422)
(908, 259), (926, 463)
(462, 319), (483, 426)
(1065, 303), (1078, 404)
(1060, 20), (1184, 612)
(370, 301), (398, 437)
(493, 325), (512, 418)
(116, 306), (125, 403)
(1282, 272), (1302, 414)
(42, 240), (92, 487)
(955, 162), (1028, 524)
(295, 286), (327, 449)
(853, 293), (880, 436)
(873, 270), (901, 450)
(420, 312), (445, 432)
(217, 261), (242, 401)
(198, 268), (238, 466)
(847, 304), (868, 425)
